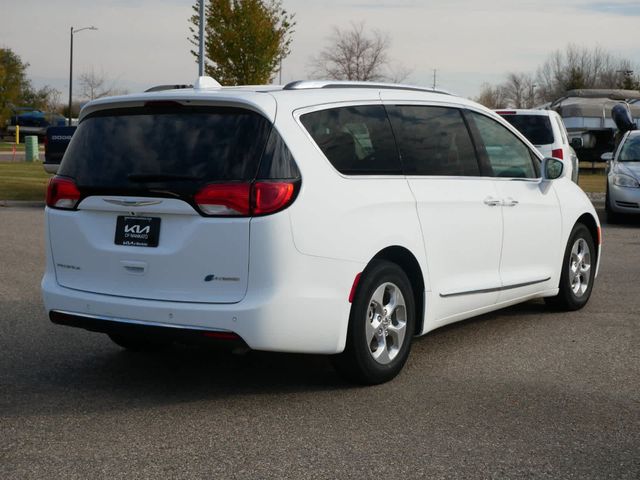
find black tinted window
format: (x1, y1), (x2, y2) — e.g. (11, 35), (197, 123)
(59, 106), (272, 193)
(257, 127), (300, 179)
(388, 106), (480, 176)
(300, 105), (401, 175)
(500, 114), (554, 145)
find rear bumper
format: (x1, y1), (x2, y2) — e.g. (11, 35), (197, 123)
(42, 162), (59, 174)
(42, 207), (362, 355)
(49, 310), (247, 348)
(42, 254), (360, 355)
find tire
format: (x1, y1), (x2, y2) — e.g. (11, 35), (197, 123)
(108, 333), (171, 352)
(545, 223), (596, 311)
(333, 260), (415, 385)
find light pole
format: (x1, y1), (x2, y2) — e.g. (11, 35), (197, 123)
(68, 26), (97, 126)
(198, 0), (205, 77)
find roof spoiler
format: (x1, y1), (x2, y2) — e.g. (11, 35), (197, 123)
(144, 84), (192, 93)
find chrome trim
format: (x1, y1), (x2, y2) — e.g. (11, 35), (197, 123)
(103, 199), (163, 207)
(52, 310), (230, 333)
(283, 80), (450, 95)
(439, 277), (551, 298)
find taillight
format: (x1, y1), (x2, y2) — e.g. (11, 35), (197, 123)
(252, 182), (295, 215)
(551, 148), (564, 160)
(46, 176), (81, 209)
(195, 183), (251, 216)
(195, 181), (297, 217)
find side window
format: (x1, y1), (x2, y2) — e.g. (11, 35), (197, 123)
(388, 106), (480, 176)
(469, 112), (538, 179)
(300, 105), (401, 175)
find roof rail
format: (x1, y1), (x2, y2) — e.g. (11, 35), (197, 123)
(283, 80), (449, 95)
(144, 84), (192, 93)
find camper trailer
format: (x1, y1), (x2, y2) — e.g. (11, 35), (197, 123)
(550, 89), (640, 163)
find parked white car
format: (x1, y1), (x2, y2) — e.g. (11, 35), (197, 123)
(496, 109), (579, 183)
(42, 78), (601, 384)
(604, 130), (640, 222)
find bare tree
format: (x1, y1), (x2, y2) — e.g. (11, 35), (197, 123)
(502, 72), (537, 108)
(475, 82), (507, 109)
(39, 86), (62, 113)
(79, 69), (114, 101)
(535, 44), (638, 101)
(309, 22), (410, 82)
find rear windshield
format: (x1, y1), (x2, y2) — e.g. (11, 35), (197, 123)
(500, 114), (554, 146)
(59, 105), (273, 194)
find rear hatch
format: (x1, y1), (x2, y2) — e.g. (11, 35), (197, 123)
(498, 112), (555, 155)
(49, 103), (274, 303)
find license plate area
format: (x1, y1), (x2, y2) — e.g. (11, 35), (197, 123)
(115, 216), (161, 247)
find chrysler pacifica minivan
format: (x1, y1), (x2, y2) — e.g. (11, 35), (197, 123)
(43, 78), (600, 384)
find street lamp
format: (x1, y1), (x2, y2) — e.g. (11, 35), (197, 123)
(68, 26), (98, 126)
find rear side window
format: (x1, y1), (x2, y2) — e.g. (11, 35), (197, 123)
(500, 114), (554, 145)
(59, 105), (274, 194)
(300, 105), (402, 175)
(469, 112), (538, 179)
(388, 106), (480, 176)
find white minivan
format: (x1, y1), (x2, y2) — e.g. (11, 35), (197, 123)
(43, 78), (600, 384)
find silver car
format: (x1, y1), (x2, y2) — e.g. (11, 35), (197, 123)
(605, 130), (640, 222)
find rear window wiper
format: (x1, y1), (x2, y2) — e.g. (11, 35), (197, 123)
(128, 173), (200, 182)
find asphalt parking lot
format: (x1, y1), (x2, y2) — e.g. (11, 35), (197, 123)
(1, 205), (638, 479)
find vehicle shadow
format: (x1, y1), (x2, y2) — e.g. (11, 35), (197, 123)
(1, 299), (563, 417)
(1, 339), (354, 417)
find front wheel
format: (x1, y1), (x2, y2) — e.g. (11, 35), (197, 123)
(333, 260), (415, 385)
(545, 223), (596, 311)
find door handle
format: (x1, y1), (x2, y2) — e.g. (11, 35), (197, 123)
(483, 196), (501, 207)
(502, 197), (519, 207)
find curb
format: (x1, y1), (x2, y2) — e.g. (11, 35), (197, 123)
(0, 200), (46, 208)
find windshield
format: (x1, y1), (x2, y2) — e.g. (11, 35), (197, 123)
(59, 105), (272, 195)
(619, 135), (640, 162)
(500, 114), (554, 145)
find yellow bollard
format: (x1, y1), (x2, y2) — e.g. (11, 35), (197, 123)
(15, 125), (20, 145)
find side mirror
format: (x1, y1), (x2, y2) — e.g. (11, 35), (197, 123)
(542, 157), (564, 180)
(570, 137), (583, 149)
(600, 152), (613, 162)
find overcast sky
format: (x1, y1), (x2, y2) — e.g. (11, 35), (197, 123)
(3, 0), (640, 100)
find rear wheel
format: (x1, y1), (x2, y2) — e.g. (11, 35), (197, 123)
(333, 260), (415, 385)
(545, 223), (595, 311)
(108, 333), (171, 352)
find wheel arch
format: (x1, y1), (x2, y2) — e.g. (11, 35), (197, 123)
(369, 246), (426, 336)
